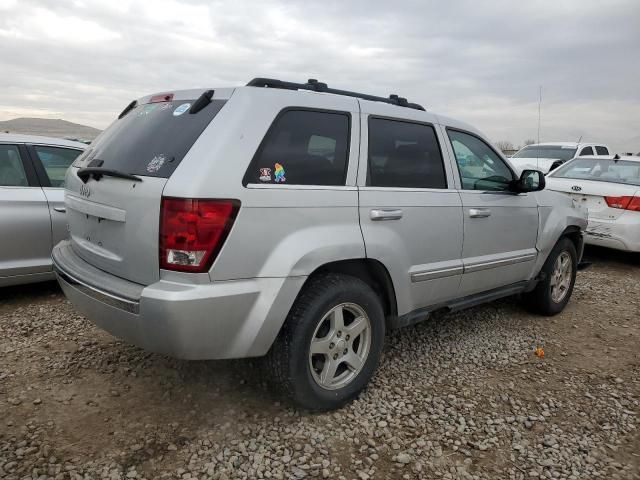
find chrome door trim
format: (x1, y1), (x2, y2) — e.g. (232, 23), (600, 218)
(411, 265), (464, 282)
(464, 252), (537, 274)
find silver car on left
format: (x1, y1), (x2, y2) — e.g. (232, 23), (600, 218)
(0, 134), (85, 287)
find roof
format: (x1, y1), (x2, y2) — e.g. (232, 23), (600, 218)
(523, 142), (606, 148)
(0, 133), (87, 149)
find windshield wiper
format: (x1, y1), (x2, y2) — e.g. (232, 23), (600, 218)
(77, 167), (142, 184)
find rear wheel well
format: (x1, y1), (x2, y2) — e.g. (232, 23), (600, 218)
(308, 259), (397, 327)
(560, 226), (583, 257)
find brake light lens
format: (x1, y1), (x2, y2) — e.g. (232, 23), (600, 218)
(150, 93), (174, 103)
(605, 195), (640, 211)
(159, 198), (240, 273)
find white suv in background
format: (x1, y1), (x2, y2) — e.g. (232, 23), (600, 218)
(510, 142), (611, 174)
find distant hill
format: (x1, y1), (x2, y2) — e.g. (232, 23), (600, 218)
(0, 117), (101, 142)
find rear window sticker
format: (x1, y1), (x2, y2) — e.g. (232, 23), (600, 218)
(139, 104), (158, 116)
(274, 163), (286, 183)
(173, 103), (191, 116)
(146, 154), (166, 173)
(259, 167), (272, 182)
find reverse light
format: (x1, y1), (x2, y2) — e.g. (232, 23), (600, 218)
(604, 195), (640, 211)
(159, 198), (240, 273)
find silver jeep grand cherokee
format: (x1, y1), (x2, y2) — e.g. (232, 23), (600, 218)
(53, 78), (587, 410)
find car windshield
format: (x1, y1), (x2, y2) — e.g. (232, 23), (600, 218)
(512, 145), (577, 161)
(550, 158), (640, 186)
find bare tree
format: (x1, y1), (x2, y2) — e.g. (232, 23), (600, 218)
(524, 138), (536, 146)
(495, 140), (514, 153)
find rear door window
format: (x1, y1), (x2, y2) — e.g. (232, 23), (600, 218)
(74, 99), (227, 178)
(243, 109), (350, 186)
(367, 118), (447, 189)
(595, 146), (609, 155)
(0, 144), (28, 187)
(33, 146), (83, 187)
(579, 146), (594, 156)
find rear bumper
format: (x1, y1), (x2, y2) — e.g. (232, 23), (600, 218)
(53, 241), (305, 360)
(585, 216), (640, 252)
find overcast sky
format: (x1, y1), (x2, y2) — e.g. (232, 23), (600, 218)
(1, 0), (638, 152)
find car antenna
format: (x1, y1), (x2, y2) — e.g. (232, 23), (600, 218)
(576, 135), (582, 143)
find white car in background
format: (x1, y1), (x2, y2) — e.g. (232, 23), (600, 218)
(546, 155), (640, 253)
(509, 142), (610, 174)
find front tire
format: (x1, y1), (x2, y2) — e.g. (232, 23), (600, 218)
(523, 238), (577, 316)
(266, 273), (385, 411)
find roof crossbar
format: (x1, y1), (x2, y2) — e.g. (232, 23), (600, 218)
(246, 78), (426, 111)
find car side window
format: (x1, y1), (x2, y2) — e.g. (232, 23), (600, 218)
(243, 110), (350, 186)
(0, 144), (29, 187)
(595, 146), (609, 155)
(367, 118), (447, 189)
(447, 130), (514, 191)
(33, 146), (83, 188)
(579, 146), (594, 156)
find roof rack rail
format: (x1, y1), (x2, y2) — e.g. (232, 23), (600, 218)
(246, 78), (426, 111)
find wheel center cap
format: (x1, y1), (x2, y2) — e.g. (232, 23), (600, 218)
(336, 339), (347, 353)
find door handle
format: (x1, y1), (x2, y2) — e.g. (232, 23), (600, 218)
(370, 209), (403, 221)
(53, 207), (66, 213)
(469, 208), (491, 218)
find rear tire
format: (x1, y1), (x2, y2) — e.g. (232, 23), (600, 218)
(523, 238), (577, 316)
(266, 273), (385, 411)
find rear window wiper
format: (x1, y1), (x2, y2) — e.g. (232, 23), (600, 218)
(77, 167), (143, 184)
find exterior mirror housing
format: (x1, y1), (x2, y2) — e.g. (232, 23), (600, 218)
(512, 169), (545, 193)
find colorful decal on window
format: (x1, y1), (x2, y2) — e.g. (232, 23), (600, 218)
(146, 154), (166, 173)
(274, 163), (286, 183)
(259, 167), (272, 182)
(173, 103), (191, 116)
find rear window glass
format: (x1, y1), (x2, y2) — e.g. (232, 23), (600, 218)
(551, 158), (640, 186)
(243, 109), (350, 186)
(74, 99), (226, 178)
(512, 145), (577, 161)
(595, 146), (609, 155)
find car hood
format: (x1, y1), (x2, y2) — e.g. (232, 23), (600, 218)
(509, 157), (558, 174)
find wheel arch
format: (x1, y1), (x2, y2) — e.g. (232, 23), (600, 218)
(307, 258), (398, 329)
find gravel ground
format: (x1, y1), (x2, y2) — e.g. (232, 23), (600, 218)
(1, 246), (638, 480)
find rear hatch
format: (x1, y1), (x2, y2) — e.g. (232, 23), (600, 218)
(65, 91), (228, 285)
(546, 178), (639, 221)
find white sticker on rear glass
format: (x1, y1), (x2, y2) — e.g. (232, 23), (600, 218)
(173, 103), (191, 116)
(147, 154), (166, 173)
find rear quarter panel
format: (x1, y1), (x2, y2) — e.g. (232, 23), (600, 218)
(533, 189), (587, 273)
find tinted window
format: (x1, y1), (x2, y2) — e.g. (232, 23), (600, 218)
(579, 146), (594, 156)
(512, 145), (577, 161)
(448, 130), (514, 191)
(73, 99), (227, 178)
(34, 146), (82, 187)
(0, 145), (28, 187)
(367, 118), (446, 188)
(244, 110), (350, 186)
(595, 146), (609, 155)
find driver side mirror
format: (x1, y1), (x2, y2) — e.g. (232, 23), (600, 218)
(512, 169), (545, 193)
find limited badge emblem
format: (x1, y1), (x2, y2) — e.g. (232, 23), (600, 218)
(571, 185), (582, 192)
(147, 154), (166, 173)
(173, 103), (191, 116)
(274, 163), (286, 183)
(259, 167), (272, 182)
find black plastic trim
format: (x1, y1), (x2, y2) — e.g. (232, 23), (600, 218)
(247, 77), (425, 111)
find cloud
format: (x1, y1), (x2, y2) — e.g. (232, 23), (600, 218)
(0, 0), (638, 152)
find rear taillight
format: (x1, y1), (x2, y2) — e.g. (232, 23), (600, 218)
(605, 195), (640, 211)
(159, 198), (240, 273)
